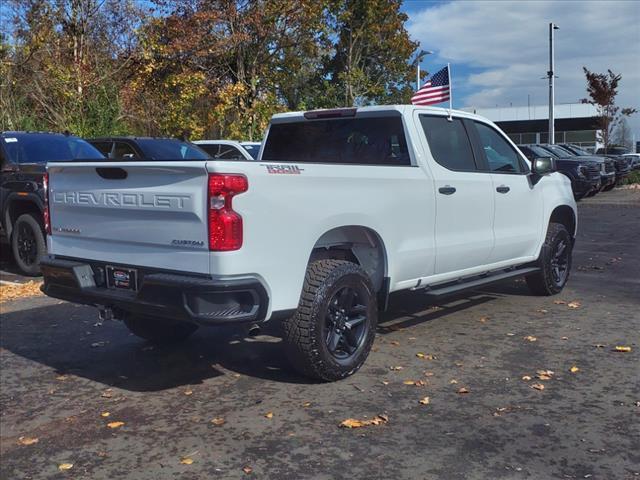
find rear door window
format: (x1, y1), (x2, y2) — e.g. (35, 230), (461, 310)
(262, 115), (411, 166)
(419, 116), (477, 171)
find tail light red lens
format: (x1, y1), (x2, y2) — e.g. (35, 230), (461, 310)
(208, 174), (248, 251)
(43, 172), (51, 235)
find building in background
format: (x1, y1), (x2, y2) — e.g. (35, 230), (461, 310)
(464, 103), (601, 151)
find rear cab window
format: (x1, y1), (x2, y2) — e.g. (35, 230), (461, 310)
(262, 114), (411, 166)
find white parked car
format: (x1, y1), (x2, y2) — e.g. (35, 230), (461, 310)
(40, 105), (577, 381)
(193, 140), (259, 160)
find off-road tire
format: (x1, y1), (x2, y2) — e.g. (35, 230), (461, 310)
(11, 213), (46, 276)
(526, 223), (572, 296)
(283, 260), (378, 382)
(123, 314), (198, 345)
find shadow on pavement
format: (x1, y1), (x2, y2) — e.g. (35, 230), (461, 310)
(0, 281), (521, 392)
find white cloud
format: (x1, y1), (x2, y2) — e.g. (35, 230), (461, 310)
(408, 0), (640, 138)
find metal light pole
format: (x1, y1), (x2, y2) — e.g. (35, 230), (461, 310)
(416, 50), (434, 90)
(548, 23), (559, 144)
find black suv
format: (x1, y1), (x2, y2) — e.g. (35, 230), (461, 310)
(517, 144), (601, 200)
(0, 132), (104, 275)
(87, 137), (210, 160)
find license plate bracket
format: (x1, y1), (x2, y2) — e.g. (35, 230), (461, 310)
(106, 266), (138, 291)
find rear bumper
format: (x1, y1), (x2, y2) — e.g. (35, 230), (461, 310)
(40, 256), (269, 326)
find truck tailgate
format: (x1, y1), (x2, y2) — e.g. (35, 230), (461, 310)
(47, 161), (210, 274)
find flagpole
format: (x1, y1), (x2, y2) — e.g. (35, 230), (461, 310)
(447, 63), (453, 121)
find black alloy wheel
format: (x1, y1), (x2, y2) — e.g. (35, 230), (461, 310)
(324, 286), (369, 361)
(550, 237), (570, 287)
(16, 221), (39, 267)
(11, 213), (47, 276)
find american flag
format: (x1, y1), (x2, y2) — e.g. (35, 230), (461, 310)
(411, 66), (450, 106)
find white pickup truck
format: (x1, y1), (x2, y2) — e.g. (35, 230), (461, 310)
(41, 105), (577, 381)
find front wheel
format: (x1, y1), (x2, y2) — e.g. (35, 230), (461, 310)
(11, 213), (46, 276)
(526, 223), (572, 296)
(283, 260), (378, 382)
(123, 314), (198, 345)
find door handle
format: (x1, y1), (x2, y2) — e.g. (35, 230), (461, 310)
(438, 186), (456, 195)
(496, 185), (510, 194)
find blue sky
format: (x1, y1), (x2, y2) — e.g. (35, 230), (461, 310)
(402, 0), (640, 136)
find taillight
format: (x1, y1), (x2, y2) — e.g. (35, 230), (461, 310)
(43, 172), (51, 235)
(208, 174), (248, 251)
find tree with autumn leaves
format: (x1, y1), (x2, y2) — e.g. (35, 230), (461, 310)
(1, 0), (419, 140)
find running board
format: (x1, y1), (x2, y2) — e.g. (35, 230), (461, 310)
(422, 267), (540, 298)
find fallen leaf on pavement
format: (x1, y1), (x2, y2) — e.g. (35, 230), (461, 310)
(567, 301), (581, 309)
(56, 375), (68, 381)
(264, 412), (273, 419)
(381, 380), (389, 385)
(389, 366), (403, 371)
(457, 387), (469, 394)
(419, 396), (430, 405)
(211, 417), (225, 426)
(531, 383), (545, 391)
(100, 412), (110, 417)
(180, 457), (194, 465)
(524, 335), (537, 342)
(522, 375), (532, 381)
(106, 421), (124, 429)
(243, 466), (253, 474)
(424, 371), (434, 377)
(537, 309), (548, 314)
(536, 370), (554, 380)
(614, 346), (631, 352)
(449, 379), (458, 384)
(553, 300), (566, 305)
(416, 353), (436, 360)
(58, 463), (73, 471)
(593, 344), (606, 348)
(479, 316), (489, 323)
(302, 402), (312, 407)
(101, 389), (114, 398)
(18, 436), (39, 446)
(390, 341), (400, 346)
(570, 366), (579, 373)
(91, 342), (106, 348)
(184, 389), (193, 396)
(0, 281), (43, 303)
(339, 414), (388, 428)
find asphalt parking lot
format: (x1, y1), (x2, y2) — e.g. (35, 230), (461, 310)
(1, 189), (639, 480)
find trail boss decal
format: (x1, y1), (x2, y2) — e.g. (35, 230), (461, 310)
(261, 164), (304, 175)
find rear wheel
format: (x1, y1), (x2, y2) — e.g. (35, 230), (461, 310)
(11, 213), (46, 276)
(283, 260), (377, 382)
(526, 223), (572, 296)
(123, 314), (198, 345)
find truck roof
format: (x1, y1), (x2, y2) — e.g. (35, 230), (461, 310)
(270, 105), (487, 123)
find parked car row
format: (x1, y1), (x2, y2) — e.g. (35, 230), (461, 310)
(0, 132), (260, 275)
(517, 143), (632, 201)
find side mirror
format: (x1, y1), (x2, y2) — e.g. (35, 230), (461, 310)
(532, 156), (556, 175)
(530, 156), (556, 185)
